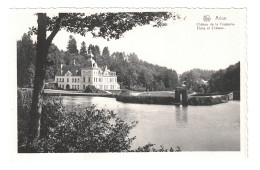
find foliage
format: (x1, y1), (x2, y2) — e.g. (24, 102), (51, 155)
(187, 95), (229, 105)
(17, 32), (180, 91)
(208, 62), (240, 93)
(79, 41), (87, 57)
(67, 35), (78, 55)
(84, 85), (106, 93)
(17, 34), (36, 87)
(134, 143), (181, 152)
(18, 95), (138, 152)
(29, 12), (180, 38)
(179, 69), (215, 92)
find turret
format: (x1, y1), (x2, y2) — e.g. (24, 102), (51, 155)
(60, 64), (63, 75)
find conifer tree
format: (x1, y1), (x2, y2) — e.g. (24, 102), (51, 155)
(67, 35), (78, 55)
(79, 41), (87, 57)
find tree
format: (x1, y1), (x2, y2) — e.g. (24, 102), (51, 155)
(17, 33), (36, 87)
(208, 62), (240, 93)
(79, 41), (87, 57)
(67, 35), (78, 54)
(102, 47), (110, 58)
(27, 12), (180, 150)
(128, 53), (139, 63)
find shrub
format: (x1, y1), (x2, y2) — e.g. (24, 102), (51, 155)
(133, 143), (181, 152)
(18, 96), (138, 152)
(44, 83), (58, 89)
(84, 85), (106, 93)
(119, 89), (130, 95)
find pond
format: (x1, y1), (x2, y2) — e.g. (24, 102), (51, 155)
(62, 96), (240, 151)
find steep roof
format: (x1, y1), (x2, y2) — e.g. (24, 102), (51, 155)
(57, 65), (81, 76)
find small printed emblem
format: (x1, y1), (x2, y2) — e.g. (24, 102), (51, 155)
(203, 15), (211, 22)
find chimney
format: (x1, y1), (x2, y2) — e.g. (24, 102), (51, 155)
(60, 64), (63, 75)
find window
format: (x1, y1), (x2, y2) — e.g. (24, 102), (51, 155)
(78, 85), (79, 89)
(62, 78), (64, 82)
(78, 78), (80, 82)
(83, 85), (85, 89)
(59, 78), (61, 82)
(83, 77), (85, 82)
(67, 78), (69, 82)
(72, 78), (74, 83)
(72, 85), (74, 89)
(88, 77), (91, 82)
(56, 78), (58, 82)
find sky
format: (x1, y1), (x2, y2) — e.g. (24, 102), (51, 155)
(12, 9), (245, 74)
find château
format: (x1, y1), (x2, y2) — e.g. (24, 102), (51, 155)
(55, 53), (120, 91)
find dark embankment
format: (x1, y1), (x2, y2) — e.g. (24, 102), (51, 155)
(116, 95), (175, 105)
(187, 94), (229, 105)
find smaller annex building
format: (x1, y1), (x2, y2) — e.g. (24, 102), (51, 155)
(55, 56), (120, 91)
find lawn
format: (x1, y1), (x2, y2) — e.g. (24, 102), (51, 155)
(131, 91), (175, 97)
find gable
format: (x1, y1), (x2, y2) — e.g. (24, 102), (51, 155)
(65, 71), (72, 76)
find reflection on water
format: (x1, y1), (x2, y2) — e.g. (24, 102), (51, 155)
(61, 96), (240, 151)
(175, 105), (188, 128)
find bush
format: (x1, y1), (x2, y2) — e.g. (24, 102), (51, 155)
(84, 85), (106, 93)
(119, 89), (130, 95)
(133, 143), (181, 152)
(44, 83), (58, 89)
(18, 97), (138, 152)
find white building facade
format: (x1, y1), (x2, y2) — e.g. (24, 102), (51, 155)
(55, 57), (120, 91)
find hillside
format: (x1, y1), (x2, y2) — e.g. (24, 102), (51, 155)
(17, 34), (179, 91)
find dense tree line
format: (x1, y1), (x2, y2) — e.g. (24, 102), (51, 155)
(17, 34), (36, 87)
(208, 62), (240, 93)
(179, 63), (240, 93)
(179, 68), (215, 92)
(17, 33), (240, 94)
(17, 34), (179, 91)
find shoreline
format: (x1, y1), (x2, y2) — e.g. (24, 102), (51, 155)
(43, 89), (114, 97)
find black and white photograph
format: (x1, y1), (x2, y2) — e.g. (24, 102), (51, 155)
(12, 8), (246, 155)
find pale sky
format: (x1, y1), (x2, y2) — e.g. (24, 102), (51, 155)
(12, 9), (245, 74)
